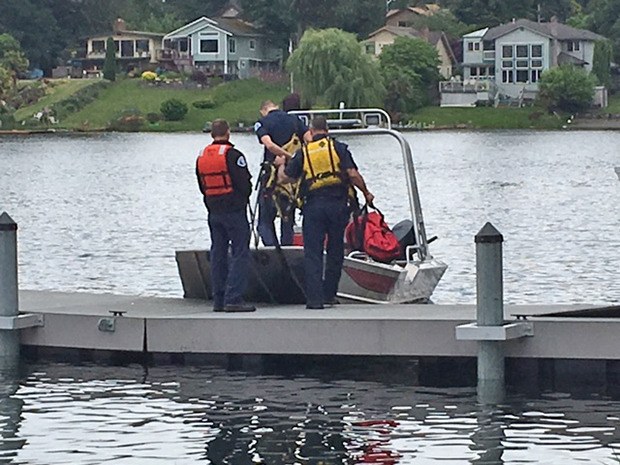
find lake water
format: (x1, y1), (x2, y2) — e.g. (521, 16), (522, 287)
(1, 130), (619, 463)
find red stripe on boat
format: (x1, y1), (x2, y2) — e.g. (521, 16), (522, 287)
(343, 267), (397, 294)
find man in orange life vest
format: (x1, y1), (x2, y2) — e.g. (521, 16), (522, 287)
(280, 116), (374, 309)
(196, 119), (255, 312)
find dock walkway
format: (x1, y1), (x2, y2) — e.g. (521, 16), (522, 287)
(18, 290), (620, 360)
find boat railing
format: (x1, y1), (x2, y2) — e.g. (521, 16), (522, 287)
(289, 108), (392, 130)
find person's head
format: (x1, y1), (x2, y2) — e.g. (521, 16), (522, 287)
(259, 100), (279, 117)
(310, 116), (329, 136)
(211, 119), (230, 141)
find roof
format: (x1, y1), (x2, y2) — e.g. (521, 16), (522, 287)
(558, 51), (589, 65)
(483, 18), (605, 42)
(463, 28), (488, 39)
(163, 15), (259, 40)
(88, 30), (164, 40)
(386, 3), (441, 19)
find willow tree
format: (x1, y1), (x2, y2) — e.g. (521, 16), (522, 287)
(286, 28), (385, 108)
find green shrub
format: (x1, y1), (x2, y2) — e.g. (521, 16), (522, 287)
(192, 98), (216, 109)
(108, 109), (145, 131)
(160, 98), (188, 121)
(50, 81), (109, 119)
(538, 66), (596, 113)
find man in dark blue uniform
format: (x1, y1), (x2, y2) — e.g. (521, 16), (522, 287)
(196, 119), (255, 312)
(254, 100), (310, 246)
(280, 116), (374, 309)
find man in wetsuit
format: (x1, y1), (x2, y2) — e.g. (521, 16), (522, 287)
(254, 100), (310, 246)
(280, 116), (374, 309)
(196, 119), (255, 313)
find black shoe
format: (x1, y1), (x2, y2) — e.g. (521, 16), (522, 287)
(306, 304), (324, 310)
(224, 303), (256, 313)
(213, 305), (225, 312)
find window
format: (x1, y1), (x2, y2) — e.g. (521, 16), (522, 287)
(468, 42), (473, 51)
(531, 44), (542, 57)
(249, 39), (256, 50)
(516, 60), (529, 68)
(200, 39), (218, 53)
(516, 69), (529, 82)
(516, 45), (528, 58)
(531, 69), (541, 82)
(474, 42), (480, 51)
(502, 69), (513, 83)
(179, 38), (188, 52)
(398, 21), (411, 27)
(567, 40), (580, 52)
(92, 40), (105, 53)
(531, 59), (543, 68)
(502, 45), (513, 58)
(229, 38), (236, 54)
(136, 40), (149, 54)
(470, 67), (478, 76)
(502, 60), (512, 68)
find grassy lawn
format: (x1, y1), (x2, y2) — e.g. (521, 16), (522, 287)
(60, 78), (289, 131)
(602, 93), (620, 113)
(408, 105), (565, 129)
(14, 79), (102, 121)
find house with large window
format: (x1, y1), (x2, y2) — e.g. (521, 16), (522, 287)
(82, 18), (164, 73)
(461, 18), (605, 99)
(160, 15), (282, 78)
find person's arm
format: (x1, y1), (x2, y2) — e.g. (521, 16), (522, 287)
(196, 157), (205, 194)
(347, 168), (374, 206)
(228, 149), (252, 199)
(279, 150), (302, 184)
(260, 134), (293, 161)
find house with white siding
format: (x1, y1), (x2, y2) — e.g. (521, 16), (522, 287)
(461, 18), (605, 99)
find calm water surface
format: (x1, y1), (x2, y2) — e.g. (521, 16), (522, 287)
(1, 130), (619, 463)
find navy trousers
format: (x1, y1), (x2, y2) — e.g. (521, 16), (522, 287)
(208, 209), (250, 307)
(302, 197), (349, 307)
(257, 195), (294, 246)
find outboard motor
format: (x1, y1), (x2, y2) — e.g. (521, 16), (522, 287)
(391, 219), (416, 260)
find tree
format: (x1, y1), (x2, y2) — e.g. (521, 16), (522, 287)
(379, 36), (440, 114)
(286, 28), (385, 108)
(0, 67), (12, 99)
(0, 34), (29, 86)
(537, 66), (596, 113)
(592, 40), (612, 88)
(103, 38), (117, 81)
(161, 98), (188, 121)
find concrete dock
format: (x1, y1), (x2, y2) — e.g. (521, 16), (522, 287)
(17, 290), (620, 360)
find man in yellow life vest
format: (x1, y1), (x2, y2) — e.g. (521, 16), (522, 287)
(254, 100), (311, 246)
(279, 116), (374, 310)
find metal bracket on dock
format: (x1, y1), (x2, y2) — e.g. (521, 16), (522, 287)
(0, 313), (45, 330)
(455, 321), (534, 341)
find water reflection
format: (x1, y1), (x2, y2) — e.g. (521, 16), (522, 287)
(0, 363), (612, 464)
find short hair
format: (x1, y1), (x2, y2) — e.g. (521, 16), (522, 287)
(211, 119), (229, 138)
(260, 100), (277, 112)
(310, 116), (328, 131)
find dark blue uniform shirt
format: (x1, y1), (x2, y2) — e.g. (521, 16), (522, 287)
(254, 110), (309, 162)
(285, 134), (357, 201)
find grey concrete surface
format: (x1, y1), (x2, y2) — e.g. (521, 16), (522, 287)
(17, 290), (620, 359)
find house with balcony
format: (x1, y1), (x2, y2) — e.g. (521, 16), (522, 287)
(454, 18), (605, 105)
(364, 26), (456, 79)
(81, 18), (164, 74)
(160, 15), (282, 78)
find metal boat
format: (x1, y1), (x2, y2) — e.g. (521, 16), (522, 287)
(176, 108), (447, 304)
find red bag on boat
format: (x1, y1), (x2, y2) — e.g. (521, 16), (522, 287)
(345, 206), (401, 263)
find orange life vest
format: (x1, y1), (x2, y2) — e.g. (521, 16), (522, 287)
(196, 143), (234, 197)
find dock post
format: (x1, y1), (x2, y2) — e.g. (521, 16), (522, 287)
(0, 212), (19, 370)
(475, 222), (505, 403)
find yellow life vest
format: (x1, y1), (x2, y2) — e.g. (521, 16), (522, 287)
(302, 137), (344, 191)
(282, 133), (302, 155)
